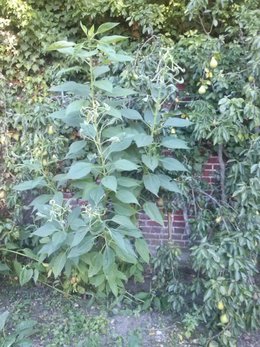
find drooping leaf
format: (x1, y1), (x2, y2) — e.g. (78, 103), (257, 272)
(160, 157), (187, 171)
(94, 79), (113, 93)
(13, 177), (46, 191)
(89, 186), (105, 206)
(135, 239), (150, 263)
(0, 311), (9, 330)
(116, 190), (139, 205)
(47, 40), (75, 51)
(96, 22), (119, 35)
(163, 117), (192, 127)
(111, 230), (137, 263)
(121, 109), (142, 120)
(158, 174), (181, 193)
(101, 176), (117, 192)
(117, 177), (141, 188)
(93, 65), (110, 78)
(33, 222), (58, 237)
(141, 155), (159, 172)
(114, 159), (138, 171)
(111, 215), (137, 230)
(19, 268), (33, 286)
(49, 81), (89, 97)
(52, 252), (66, 278)
(143, 174), (160, 196)
(161, 137), (189, 149)
(143, 202), (164, 226)
(68, 237), (94, 258)
(103, 247), (115, 274)
(80, 122), (97, 139)
(65, 141), (86, 159)
(67, 162), (92, 179)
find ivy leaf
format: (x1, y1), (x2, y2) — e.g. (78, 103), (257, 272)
(52, 252), (66, 278)
(143, 174), (160, 196)
(101, 176), (117, 192)
(113, 159), (139, 171)
(160, 158), (187, 171)
(116, 190), (139, 205)
(67, 162), (92, 179)
(143, 202), (164, 226)
(142, 155), (159, 172)
(161, 137), (189, 149)
(135, 239), (150, 263)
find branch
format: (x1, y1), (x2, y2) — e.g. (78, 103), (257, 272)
(218, 144), (227, 204)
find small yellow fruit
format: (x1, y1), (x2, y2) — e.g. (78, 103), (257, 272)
(198, 85), (207, 95)
(248, 75), (255, 83)
(12, 132), (20, 141)
(220, 314), (229, 324)
(215, 216), (222, 224)
(171, 128), (176, 134)
(157, 198), (164, 207)
(47, 125), (54, 135)
(217, 301), (224, 310)
(208, 341), (219, 347)
(0, 190), (6, 199)
(210, 56), (218, 69)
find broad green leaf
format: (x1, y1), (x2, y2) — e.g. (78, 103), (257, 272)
(0, 262), (10, 272)
(88, 253), (103, 277)
(89, 186), (105, 206)
(29, 194), (52, 210)
(107, 273), (119, 297)
(105, 106), (122, 119)
(113, 202), (137, 217)
(68, 237), (94, 258)
(158, 174), (181, 193)
(108, 52), (133, 62)
(121, 108), (142, 120)
(114, 159), (138, 171)
(143, 202), (164, 226)
(100, 35), (128, 44)
(94, 79), (113, 93)
(103, 247), (115, 274)
(109, 87), (136, 97)
(135, 134), (153, 147)
(33, 223), (57, 237)
(80, 123), (97, 139)
(65, 141), (86, 159)
(116, 190), (139, 205)
(13, 177), (46, 191)
(93, 65), (110, 78)
(96, 22), (119, 35)
(0, 311), (9, 330)
(135, 238), (150, 263)
(66, 99), (87, 117)
(143, 174), (160, 196)
(142, 155), (159, 172)
(117, 177), (140, 188)
(163, 117), (192, 127)
(111, 215), (137, 230)
(67, 162), (92, 179)
(19, 268), (33, 286)
(107, 138), (132, 155)
(47, 40), (75, 51)
(111, 230), (137, 263)
(52, 252), (66, 278)
(101, 176), (117, 192)
(160, 157), (187, 171)
(71, 230), (88, 248)
(49, 81), (89, 97)
(161, 137), (189, 149)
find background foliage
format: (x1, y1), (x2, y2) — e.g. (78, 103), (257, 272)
(0, 0), (259, 346)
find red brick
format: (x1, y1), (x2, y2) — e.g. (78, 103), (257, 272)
(202, 169), (215, 177)
(203, 164), (213, 170)
(173, 215), (184, 221)
(175, 210), (184, 215)
(174, 228), (185, 234)
(173, 221), (185, 228)
(207, 156), (219, 164)
(147, 220), (165, 227)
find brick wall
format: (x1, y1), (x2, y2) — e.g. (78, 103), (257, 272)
(139, 155), (220, 253)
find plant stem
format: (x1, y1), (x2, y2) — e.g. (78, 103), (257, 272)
(218, 144), (226, 204)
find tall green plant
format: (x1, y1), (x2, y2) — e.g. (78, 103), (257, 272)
(13, 23), (188, 296)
